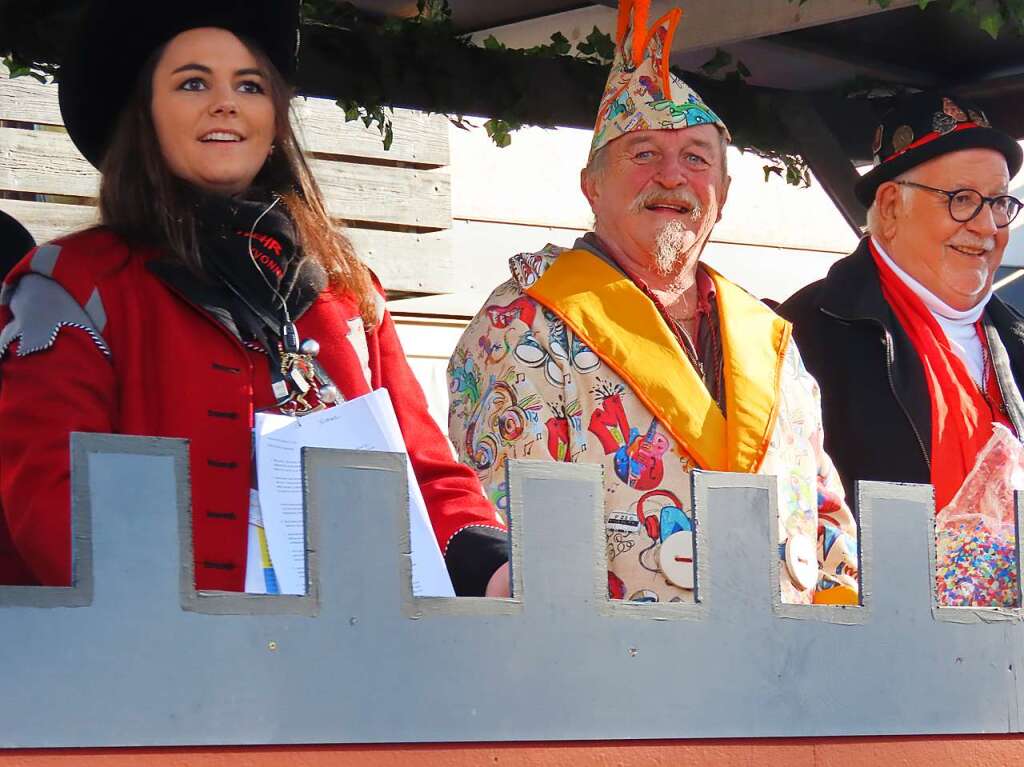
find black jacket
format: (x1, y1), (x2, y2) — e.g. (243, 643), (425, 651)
(779, 237), (1024, 500)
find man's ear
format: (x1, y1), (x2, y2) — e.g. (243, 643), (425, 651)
(715, 174), (732, 223)
(875, 182), (902, 240)
(581, 167), (598, 208)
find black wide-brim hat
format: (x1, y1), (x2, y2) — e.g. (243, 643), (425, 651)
(58, 0), (301, 169)
(0, 209), (37, 280)
(855, 92), (1023, 207)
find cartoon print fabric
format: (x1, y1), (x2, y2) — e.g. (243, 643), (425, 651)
(448, 245), (859, 605)
(590, 0), (729, 160)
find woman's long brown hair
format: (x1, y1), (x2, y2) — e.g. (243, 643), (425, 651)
(98, 37), (378, 328)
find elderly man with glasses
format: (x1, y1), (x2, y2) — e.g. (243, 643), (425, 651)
(781, 93), (1024, 528)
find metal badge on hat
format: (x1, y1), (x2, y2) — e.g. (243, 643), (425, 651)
(933, 96), (974, 135)
(969, 109), (991, 128)
(943, 97), (968, 122)
(892, 125), (915, 153)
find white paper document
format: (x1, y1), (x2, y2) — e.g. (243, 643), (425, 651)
(253, 389), (456, 597)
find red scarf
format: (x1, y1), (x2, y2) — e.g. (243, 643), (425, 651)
(869, 240), (1003, 511)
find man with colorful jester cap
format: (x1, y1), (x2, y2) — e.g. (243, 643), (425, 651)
(448, 0), (859, 606)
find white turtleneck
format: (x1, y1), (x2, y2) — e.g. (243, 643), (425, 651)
(871, 237), (991, 387)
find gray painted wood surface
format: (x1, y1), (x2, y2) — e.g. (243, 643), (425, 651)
(0, 433), (1021, 747)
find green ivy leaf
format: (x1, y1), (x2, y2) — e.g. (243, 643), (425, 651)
(334, 101), (395, 151)
(580, 26), (615, 62)
(548, 32), (571, 56)
(415, 0), (453, 24)
(526, 31), (572, 58)
(482, 35), (506, 51)
(700, 48), (732, 75)
(336, 100), (360, 122)
(916, 0), (935, 8)
(484, 118), (516, 148)
(1, 55), (49, 83)
(980, 11), (1004, 38)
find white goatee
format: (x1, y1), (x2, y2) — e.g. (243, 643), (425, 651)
(652, 218), (700, 276)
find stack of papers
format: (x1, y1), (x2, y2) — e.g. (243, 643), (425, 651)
(250, 389), (456, 597)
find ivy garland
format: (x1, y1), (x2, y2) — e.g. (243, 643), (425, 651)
(302, 0), (619, 151)
(300, 0), (816, 184)
(1, 0), (1020, 187)
(794, 0), (1024, 40)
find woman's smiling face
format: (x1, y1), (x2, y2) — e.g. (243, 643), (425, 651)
(150, 27), (276, 195)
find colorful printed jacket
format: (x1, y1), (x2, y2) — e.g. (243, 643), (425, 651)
(447, 244), (858, 605)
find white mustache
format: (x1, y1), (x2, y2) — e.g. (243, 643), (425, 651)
(947, 236), (996, 252)
(631, 188), (703, 217)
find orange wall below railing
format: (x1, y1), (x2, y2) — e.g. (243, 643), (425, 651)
(0, 737), (1023, 767)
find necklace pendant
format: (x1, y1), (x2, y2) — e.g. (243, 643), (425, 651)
(289, 364), (313, 394)
(280, 352), (317, 394)
(282, 391), (325, 417)
(278, 349), (336, 415)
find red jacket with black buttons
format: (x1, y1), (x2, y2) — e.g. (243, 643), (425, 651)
(0, 228), (507, 594)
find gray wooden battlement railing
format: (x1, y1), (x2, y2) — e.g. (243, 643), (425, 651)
(0, 432), (1021, 748)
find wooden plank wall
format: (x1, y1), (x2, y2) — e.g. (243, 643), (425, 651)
(0, 66), (455, 295)
(384, 118), (860, 319)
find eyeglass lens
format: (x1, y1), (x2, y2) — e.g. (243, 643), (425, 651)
(949, 189), (1022, 226)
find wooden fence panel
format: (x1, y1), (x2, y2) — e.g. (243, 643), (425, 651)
(0, 128), (452, 229)
(0, 128), (99, 198)
(313, 158), (450, 229)
(0, 66), (449, 167)
(0, 198), (97, 242)
(0, 70), (62, 126)
(292, 98), (449, 167)
(0, 67), (456, 295)
(0, 199), (456, 295)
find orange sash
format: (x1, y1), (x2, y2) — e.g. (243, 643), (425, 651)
(525, 249), (791, 473)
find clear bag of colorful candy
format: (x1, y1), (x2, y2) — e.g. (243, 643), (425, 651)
(935, 424), (1024, 607)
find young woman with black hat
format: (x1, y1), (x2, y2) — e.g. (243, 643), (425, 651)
(0, 0), (510, 597)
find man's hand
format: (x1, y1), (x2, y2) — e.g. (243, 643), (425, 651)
(484, 561), (511, 597)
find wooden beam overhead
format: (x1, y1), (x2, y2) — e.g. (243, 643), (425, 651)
(474, 0), (916, 54)
(748, 37), (940, 90)
(778, 95), (866, 234)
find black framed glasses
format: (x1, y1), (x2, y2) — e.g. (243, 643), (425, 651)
(896, 181), (1022, 228)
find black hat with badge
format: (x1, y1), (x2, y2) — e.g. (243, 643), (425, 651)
(0, 210), (36, 282)
(58, 0), (302, 169)
(855, 92), (1023, 207)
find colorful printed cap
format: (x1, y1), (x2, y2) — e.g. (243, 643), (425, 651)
(590, 0), (729, 160)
